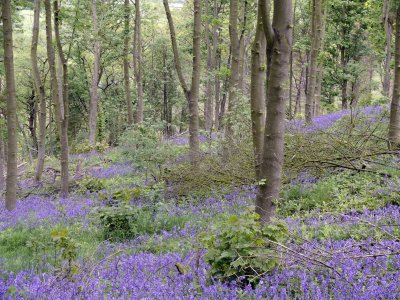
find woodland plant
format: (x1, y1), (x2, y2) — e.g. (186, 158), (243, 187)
(201, 210), (287, 286)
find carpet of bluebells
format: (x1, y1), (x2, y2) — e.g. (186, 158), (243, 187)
(1, 106), (399, 299)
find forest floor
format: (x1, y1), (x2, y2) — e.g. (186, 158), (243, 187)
(0, 106), (400, 299)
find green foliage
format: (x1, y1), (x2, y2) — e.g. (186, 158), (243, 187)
(111, 182), (166, 203)
(73, 141), (109, 154)
(94, 203), (189, 241)
(119, 123), (183, 178)
(201, 210), (287, 286)
(78, 176), (105, 193)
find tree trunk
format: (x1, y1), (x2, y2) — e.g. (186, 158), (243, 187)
(27, 89), (38, 154)
(383, 0), (393, 98)
(256, 0), (292, 224)
(204, 0), (214, 132)
(2, 0), (18, 210)
(213, 0), (221, 131)
(341, 46), (348, 109)
(250, 3), (266, 179)
(124, 0), (134, 125)
(225, 0), (240, 138)
(0, 139), (5, 191)
(305, 0), (324, 123)
(32, 0), (47, 182)
(189, 0), (202, 163)
(133, 0), (144, 124)
(54, 0), (70, 197)
(89, 0), (101, 145)
(389, 6), (400, 147)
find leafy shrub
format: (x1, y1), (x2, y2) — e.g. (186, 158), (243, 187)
(201, 210), (287, 286)
(78, 176), (105, 193)
(95, 203), (188, 241)
(73, 141), (109, 154)
(118, 123), (182, 179)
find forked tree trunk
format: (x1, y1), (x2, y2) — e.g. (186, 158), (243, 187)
(133, 0), (144, 124)
(89, 0), (101, 145)
(256, 0), (293, 224)
(250, 3), (266, 179)
(124, 0), (134, 125)
(389, 6), (400, 148)
(32, 0), (47, 181)
(383, 0), (393, 98)
(163, 0), (200, 165)
(2, 0), (18, 210)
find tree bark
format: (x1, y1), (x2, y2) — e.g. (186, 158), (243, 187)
(225, 0), (240, 138)
(124, 0), (134, 125)
(204, 0), (214, 132)
(0, 139), (5, 191)
(133, 0), (144, 123)
(2, 0), (18, 210)
(27, 89), (38, 154)
(189, 0), (202, 163)
(383, 0), (393, 98)
(305, 0), (324, 123)
(54, 0), (70, 197)
(89, 0), (101, 145)
(256, 0), (293, 224)
(389, 6), (400, 147)
(250, 3), (266, 179)
(341, 46), (348, 110)
(213, 0), (221, 131)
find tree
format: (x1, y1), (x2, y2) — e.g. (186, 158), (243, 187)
(124, 0), (134, 126)
(250, 0), (266, 179)
(305, 0), (326, 122)
(133, 0), (144, 124)
(31, 0), (47, 182)
(256, 0), (293, 224)
(389, 5), (400, 147)
(383, 0), (394, 98)
(225, 0), (240, 138)
(88, 0), (101, 145)
(2, 0), (18, 210)
(163, 0), (201, 165)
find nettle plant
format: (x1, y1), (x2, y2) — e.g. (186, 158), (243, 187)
(201, 210), (287, 287)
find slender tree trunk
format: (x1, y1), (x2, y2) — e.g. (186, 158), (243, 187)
(238, 0), (248, 92)
(0, 139), (5, 190)
(341, 46), (348, 109)
(305, 0), (324, 123)
(383, 0), (393, 98)
(124, 0), (134, 125)
(204, 0), (214, 132)
(389, 6), (400, 147)
(250, 3), (266, 179)
(289, 0), (297, 119)
(2, 0), (18, 210)
(133, 0), (144, 123)
(214, 48), (221, 130)
(27, 89), (38, 154)
(213, 0), (221, 130)
(225, 0), (240, 138)
(54, 0), (70, 197)
(32, 0), (47, 182)
(219, 52), (231, 131)
(256, 0), (293, 224)
(163, 0), (200, 164)
(189, 0), (202, 163)
(89, 0), (100, 145)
